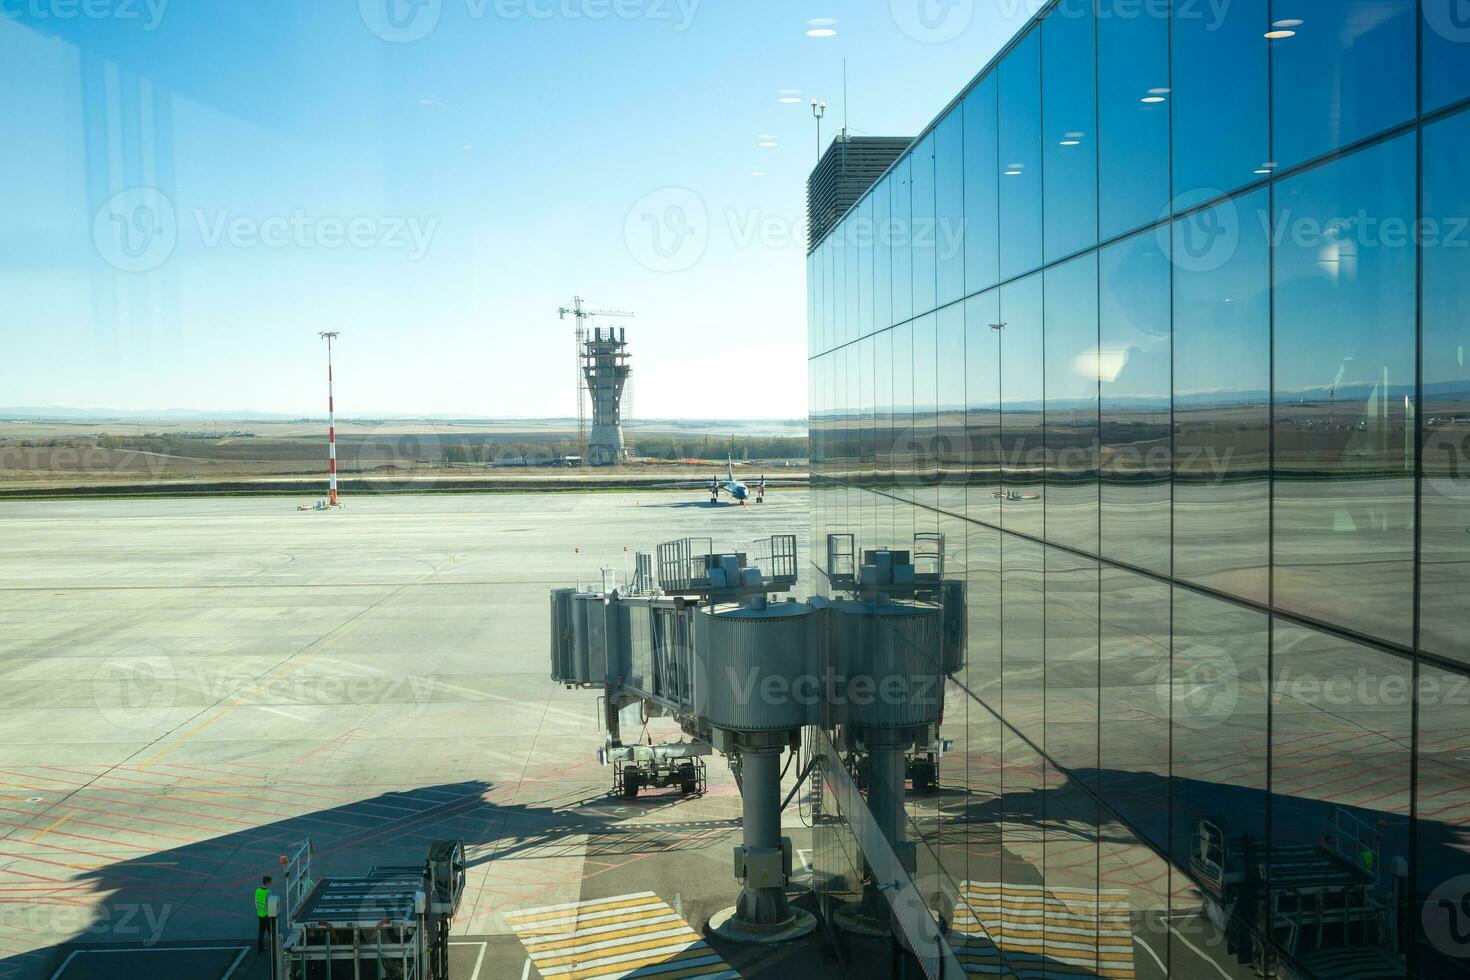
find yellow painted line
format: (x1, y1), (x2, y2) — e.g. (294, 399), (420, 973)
(532, 931), (702, 969)
(509, 895), (664, 927)
(507, 892), (739, 980)
(31, 812), (72, 841)
(522, 918), (686, 953)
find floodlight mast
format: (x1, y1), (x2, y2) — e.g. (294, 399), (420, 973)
(319, 331), (340, 507)
(810, 99), (827, 160)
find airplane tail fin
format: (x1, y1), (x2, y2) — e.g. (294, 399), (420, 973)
(727, 455), (734, 482)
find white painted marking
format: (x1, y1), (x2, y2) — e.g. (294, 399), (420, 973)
(521, 954), (531, 980)
(1168, 923), (1235, 980)
(219, 946), (249, 980)
(1135, 933), (1166, 974)
(796, 848), (812, 871)
(48, 945), (252, 980)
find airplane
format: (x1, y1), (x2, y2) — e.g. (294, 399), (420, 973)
(708, 457), (765, 506)
(992, 488), (1040, 501)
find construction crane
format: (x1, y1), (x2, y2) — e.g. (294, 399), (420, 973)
(558, 297), (635, 466)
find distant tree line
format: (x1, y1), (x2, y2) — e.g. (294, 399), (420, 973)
(441, 434), (808, 465)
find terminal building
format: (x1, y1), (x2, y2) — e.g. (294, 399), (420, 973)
(806, 1), (1469, 977)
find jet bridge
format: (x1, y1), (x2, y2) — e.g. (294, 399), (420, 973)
(547, 533), (966, 946)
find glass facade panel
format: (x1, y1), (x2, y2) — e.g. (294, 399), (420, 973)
(963, 75), (1000, 295)
(1271, 0), (1416, 170)
(965, 289), (1002, 528)
(1099, 567), (1168, 839)
(999, 27), (1043, 281)
(1096, 0), (1170, 240)
(1044, 548), (1098, 779)
(1042, 2), (1098, 263)
(1414, 665), (1470, 975)
(1000, 273), (1044, 539)
(1424, 0), (1470, 112)
(935, 110), (965, 309)
(1420, 108), (1470, 666)
(1172, 0), (1268, 200)
(893, 155), (913, 325)
(912, 133), (938, 318)
(937, 303), (966, 519)
(806, 7), (1465, 976)
(874, 174), (893, 330)
(1173, 188), (1272, 604)
(1099, 230), (1171, 574)
(1273, 134), (1416, 647)
(1043, 254), (1099, 555)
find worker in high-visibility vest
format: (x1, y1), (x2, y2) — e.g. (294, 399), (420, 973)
(255, 875), (273, 952)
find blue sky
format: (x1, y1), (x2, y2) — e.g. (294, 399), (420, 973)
(0, 0), (1037, 418)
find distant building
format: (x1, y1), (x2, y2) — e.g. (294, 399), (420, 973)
(805, 135), (911, 252)
(582, 328), (631, 466)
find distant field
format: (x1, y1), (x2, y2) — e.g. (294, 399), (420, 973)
(0, 418), (809, 493)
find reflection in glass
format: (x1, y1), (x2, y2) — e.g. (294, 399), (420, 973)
(1096, 0), (1169, 239)
(1100, 231), (1171, 574)
(1271, 0), (1416, 170)
(1044, 548), (1098, 782)
(1000, 273), (1044, 539)
(1042, 3), (1097, 263)
(1044, 254), (1099, 555)
(935, 110), (965, 309)
(874, 328), (894, 521)
(857, 197), (874, 339)
(964, 524), (1001, 703)
(936, 303), (966, 518)
(1273, 134), (1416, 646)
(963, 75), (1000, 295)
(1172, 0), (1267, 201)
(1099, 567), (1168, 838)
(893, 155), (913, 325)
(1424, 0), (1470, 112)
(892, 321), (914, 505)
(1420, 108), (1470, 666)
(1413, 665), (1470, 975)
(912, 312), (939, 521)
(1170, 589), (1269, 946)
(874, 174), (893, 330)
(965, 290), (1002, 528)
(999, 27), (1043, 281)
(1173, 188), (1271, 604)
(1001, 536), (1044, 740)
(1270, 622), (1410, 975)
(912, 133), (937, 318)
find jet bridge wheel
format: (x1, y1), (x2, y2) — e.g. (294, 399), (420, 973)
(621, 765), (642, 799)
(678, 762), (698, 795)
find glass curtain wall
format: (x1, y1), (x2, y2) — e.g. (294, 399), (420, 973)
(808, 1), (1468, 977)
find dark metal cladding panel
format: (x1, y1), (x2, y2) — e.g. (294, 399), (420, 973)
(693, 603), (815, 732)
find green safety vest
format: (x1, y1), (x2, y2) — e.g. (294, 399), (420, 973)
(255, 887), (270, 917)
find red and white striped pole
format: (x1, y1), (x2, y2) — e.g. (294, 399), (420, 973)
(319, 331), (340, 507)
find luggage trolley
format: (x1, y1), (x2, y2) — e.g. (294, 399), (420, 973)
(271, 838), (465, 979)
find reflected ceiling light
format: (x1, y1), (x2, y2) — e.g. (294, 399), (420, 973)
(749, 170), (767, 177)
(1059, 139), (1081, 146)
(1265, 24), (1297, 38)
(1273, 18), (1304, 27)
(805, 18), (837, 37)
(778, 89), (803, 104)
(1141, 87), (1169, 103)
(757, 136), (779, 147)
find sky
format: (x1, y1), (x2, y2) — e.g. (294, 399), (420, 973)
(0, 0), (1041, 419)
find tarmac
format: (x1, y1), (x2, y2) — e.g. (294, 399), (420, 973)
(0, 491), (837, 980)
